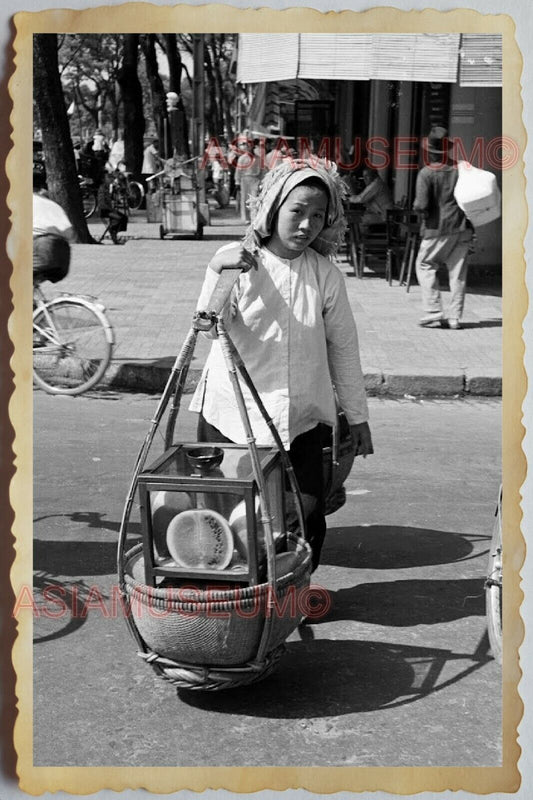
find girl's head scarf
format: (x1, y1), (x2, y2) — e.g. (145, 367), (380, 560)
(243, 158), (348, 258)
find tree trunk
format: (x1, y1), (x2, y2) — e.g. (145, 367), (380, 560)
(217, 36), (235, 141)
(117, 34), (145, 175)
(33, 34), (94, 242)
(163, 34), (190, 159)
(203, 42), (222, 138)
(141, 35), (168, 157)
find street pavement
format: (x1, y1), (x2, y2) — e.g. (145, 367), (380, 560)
(56, 199), (502, 397)
(31, 392), (502, 768)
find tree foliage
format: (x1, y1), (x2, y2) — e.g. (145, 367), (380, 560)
(179, 33), (237, 141)
(57, 34), (123, 141)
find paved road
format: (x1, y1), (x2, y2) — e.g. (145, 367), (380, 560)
(50, 205), (503, 396)
(30, 390), (501, 767)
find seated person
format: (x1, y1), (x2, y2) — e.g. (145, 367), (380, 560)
(97, 169), (129, 244)
(350, 167), (394, 228)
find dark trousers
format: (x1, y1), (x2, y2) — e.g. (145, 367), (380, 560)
(197, 415), (326, 570)
(33, 235), (71, 283)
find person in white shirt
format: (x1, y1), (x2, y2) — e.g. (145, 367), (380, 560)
(107, 131), (125, 172)
(142, 138), (162, 178)
(237, 140), (262, 222)
(190, 158), (373, 570)
(33, 189), (75, 283)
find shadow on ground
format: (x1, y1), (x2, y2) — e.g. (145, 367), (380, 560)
(180, 635), (493, 718)
(459, 320), (502, 328)
(321, 524), (488, 569)
(33, 512), (141, 576)
(309, 577), (486, 627)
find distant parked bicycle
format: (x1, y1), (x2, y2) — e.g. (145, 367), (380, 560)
(115, 162), (144, 210)
(485, 485), (503, 664)
(125, 172), (145, 211)
(33, 281), (114, 395)
(80, 169), (144, 219)
(79, 175), (99, 219)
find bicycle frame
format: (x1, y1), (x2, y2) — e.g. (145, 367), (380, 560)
(33, 285), (61, 346)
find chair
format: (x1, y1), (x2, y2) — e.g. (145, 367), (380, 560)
(384, 207), (406, 286)
(358, 220), (389, 278)
(344, 204), (364, 278)
(397, 211), (421, 292)
(357, 206), (408, 283)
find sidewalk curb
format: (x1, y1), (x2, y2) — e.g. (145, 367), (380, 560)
(103, 360), (502, 397)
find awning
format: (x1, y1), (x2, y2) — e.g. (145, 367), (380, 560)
(459, 33), (502, 87)
(369, 34), (460, 82)
(298, 34), (373, 80)
(236, 34), (299, 84)
(237, 33), (501, 86)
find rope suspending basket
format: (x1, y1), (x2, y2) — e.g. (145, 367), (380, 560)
(117, 268), (354, 691)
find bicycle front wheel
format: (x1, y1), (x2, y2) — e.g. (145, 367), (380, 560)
(128, 181), (144, 210)
(33, 297), (114, 395)
(485, 489), (503, 664)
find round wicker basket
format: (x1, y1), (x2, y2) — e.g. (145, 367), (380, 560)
(122, 535), (312, 690)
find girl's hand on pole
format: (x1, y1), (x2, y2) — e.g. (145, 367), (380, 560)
(350, 421), (374, 458)
(209, 243), (257, 274)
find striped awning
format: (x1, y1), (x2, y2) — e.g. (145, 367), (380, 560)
(236, 34), (299, 84)
(369, 34), (460, 82)
(237, 33), (502, 86)
(298, 34), (373, 80)
(459, 33), (502, 86)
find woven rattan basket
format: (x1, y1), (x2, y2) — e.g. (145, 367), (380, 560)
(122, 535), (312, 690)
(118, 304), (325, 691)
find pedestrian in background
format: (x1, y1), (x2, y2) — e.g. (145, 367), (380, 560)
(142, 138), (163, 185)
(350, 166), (394, 229)
(413, 126), (474, 330)
(108, 130), (125, 172)
(237, 139), (262, 222)
(190, 158), (373, 570)
(80, 129), (109, 189)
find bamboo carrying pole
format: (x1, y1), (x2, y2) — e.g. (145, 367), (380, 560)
(117, 267), (308, 672)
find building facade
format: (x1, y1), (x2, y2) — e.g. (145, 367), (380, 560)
(236, 33), (503, 268)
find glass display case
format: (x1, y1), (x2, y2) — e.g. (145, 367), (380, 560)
(138, 442), (286, 587)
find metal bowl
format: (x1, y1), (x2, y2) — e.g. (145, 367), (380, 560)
(185, 445), (224, 473)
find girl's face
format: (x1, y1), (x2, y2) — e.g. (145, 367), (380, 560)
(267, 183), (328, 259)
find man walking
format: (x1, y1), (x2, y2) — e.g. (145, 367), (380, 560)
(142, 138), (163, 183)
(413, 126), (474, 330)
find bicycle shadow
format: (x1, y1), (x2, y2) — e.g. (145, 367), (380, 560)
(180, 635), (493, 719)
(33, 512), (141, 577)
(32, 573), (105, 645)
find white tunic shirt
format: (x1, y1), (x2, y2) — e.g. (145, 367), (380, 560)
(33, 194), (74, 241)
(190, 245), (368, 448)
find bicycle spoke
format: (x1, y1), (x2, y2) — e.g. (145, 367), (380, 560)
(33, 298), (113, 395)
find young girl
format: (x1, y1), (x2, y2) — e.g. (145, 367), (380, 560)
(190, 158), (373, 570)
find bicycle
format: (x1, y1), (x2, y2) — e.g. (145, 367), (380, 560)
(33, 282), (114, 395)
(485, 485), (503, 664)
(79, 175), (98, 219)
(113, 163), (145, 211)
(125, 173), (145, 211)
